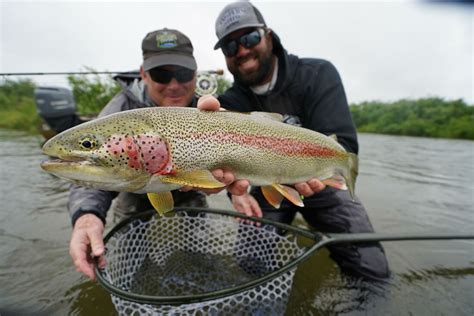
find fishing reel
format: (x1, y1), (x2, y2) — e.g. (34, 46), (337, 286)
(195, 69), (224, 97)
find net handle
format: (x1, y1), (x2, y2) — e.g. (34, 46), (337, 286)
(95, 207), (474, 305)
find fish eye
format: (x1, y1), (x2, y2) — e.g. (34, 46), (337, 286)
(79, 136), (97, 150)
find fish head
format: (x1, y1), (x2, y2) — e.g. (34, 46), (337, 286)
(40, 110), (172, 192)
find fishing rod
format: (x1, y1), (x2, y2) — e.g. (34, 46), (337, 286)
(0, 71), (126, 76)
(0, 69), (224, 76)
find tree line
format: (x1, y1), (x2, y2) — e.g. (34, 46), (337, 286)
(351, 98), (474, 140)
(0, 77), (473, 140)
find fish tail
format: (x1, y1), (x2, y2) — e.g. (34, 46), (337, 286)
(345, 153), (359, 199)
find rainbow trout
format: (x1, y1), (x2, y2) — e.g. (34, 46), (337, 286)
(41, 107), (358, 215)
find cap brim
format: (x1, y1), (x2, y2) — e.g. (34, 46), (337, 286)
(143, 54), (197, 71)
(213, 23), (265, 50)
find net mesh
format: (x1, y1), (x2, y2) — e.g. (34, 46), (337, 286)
(100, 211), (304, 315)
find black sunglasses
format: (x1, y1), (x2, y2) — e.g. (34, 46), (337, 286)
(221, 29), (263, 58)
(148, 67), (195, 84)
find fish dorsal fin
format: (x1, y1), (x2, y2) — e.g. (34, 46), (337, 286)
(147, 192), (174, 216)
(249, 112), (284, 122)
(329, 134), (338, 142)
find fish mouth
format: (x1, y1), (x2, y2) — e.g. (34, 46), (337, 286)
(40, 158), (149, 192)
(40, 158), (92, 169)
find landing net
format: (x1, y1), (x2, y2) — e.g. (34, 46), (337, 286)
(96, 208), (306, 315)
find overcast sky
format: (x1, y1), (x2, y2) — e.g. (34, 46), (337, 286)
(1, 0), (472, 104)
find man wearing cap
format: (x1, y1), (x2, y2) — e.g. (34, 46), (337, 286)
(67, 28), (239, 280)
(213, 2), (390, 281)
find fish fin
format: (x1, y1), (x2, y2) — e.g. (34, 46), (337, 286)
(249, 112), (284, 122)
(346, 153), (358, 199)
(272, 184), (304, 207)
(261, 185), (284, 208)
(324, 153), (358, 200)
(147, 192), (174, 216)
(160, 170), (225, 189)
(328, 134), (338, 142)
(322, 175), (348, 191)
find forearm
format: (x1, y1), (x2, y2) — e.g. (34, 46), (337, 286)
(68, 184), (118, 226)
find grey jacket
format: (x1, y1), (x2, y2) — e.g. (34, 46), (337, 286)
(68, 80), (205, 226)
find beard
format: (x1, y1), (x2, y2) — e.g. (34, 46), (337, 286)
(229, 49), (274, 86)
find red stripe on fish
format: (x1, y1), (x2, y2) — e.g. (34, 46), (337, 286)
(193, 131), (341, 158)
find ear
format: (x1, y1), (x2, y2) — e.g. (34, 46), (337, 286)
(265, 28), (274, 50)
(140, 66), (147, 81)
(265, 28), (273, 39)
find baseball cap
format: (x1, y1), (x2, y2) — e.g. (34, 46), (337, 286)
(214, 1), (266, 50)
(142, 28), (197, 71)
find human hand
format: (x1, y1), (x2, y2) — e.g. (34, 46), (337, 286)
(180, 95), (250, 196)
(231, 193), (262, 226)
(197, 94), (220, 111)
(294, 178), (326, 197)
(69, 213), (106, 280)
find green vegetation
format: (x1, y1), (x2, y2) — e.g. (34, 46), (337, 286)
(1, 77), (472, 140)
(67, 72), (121, 115)
(350, 98), (474, 140)
(0, 79), (40, 133)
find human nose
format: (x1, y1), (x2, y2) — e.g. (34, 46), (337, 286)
(235, 43), (251, 58)
(166, 77), (181, 88)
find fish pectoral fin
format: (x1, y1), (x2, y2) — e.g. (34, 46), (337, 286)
(322, 175), (348, 191)
(147, 192), (174, 216)
(272, 184), (304, 207)
(261, 185), (284, 208)
(160, 170), (225, 189)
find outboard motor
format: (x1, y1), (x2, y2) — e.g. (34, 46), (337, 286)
(35, 86), (83, 134)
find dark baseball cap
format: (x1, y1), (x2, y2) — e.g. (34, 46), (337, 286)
(142, 28), (197, 71)
(214, 1), (266, 50)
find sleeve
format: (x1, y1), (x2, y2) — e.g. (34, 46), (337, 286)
(217, 86), (253, 112)
(68, 185), (118, 226)
(302, 60), (359, 154)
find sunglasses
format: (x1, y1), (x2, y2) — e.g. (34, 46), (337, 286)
(148, 67), (195, 84)
(221, 29), (264, 58)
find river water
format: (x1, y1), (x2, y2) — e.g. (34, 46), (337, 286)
(0, 130), (473, 315)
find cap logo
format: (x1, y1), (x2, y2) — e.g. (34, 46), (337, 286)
(218, 7), (250, 31)
(156, 32), (178, 48)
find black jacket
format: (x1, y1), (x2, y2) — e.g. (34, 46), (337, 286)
(218, 33), (358, 154)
